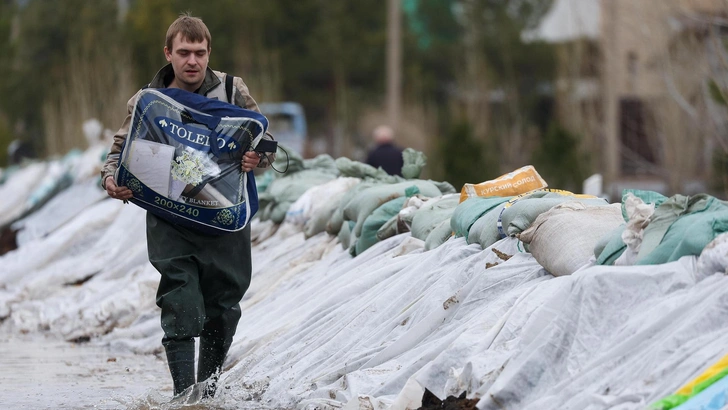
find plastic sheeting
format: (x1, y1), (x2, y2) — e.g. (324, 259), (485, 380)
(3, 149), (728, 410)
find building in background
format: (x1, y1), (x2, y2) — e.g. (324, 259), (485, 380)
(532, 0), (728, 199)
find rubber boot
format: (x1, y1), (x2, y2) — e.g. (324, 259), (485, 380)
(164, 339), (196, 397)
(197, 337), (230, 398)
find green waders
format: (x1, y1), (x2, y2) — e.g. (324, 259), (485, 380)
(146, 213), (252, 397)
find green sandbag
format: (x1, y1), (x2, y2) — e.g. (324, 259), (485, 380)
(355, 197), (407, 255)
(401, 148), (427, 179)
(595, 224), (626, 265)
(327, 181), (378, 235)
(637, 208), (728, 265)
(343, 181), (442, 238)
(637, 194), (718, 260)
(302, 154), (339, 175)
(469, 204), (507, 249)
(451, 196), (512, 238)
(425, 218), (454, 250)
(501, 195), (609, 237)
(410, 194), (460, 241)
(335, 157), (398, 181)
(621, 188), (666, 221)
(593, 188), (666, 265)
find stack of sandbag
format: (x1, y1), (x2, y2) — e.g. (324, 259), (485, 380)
(452, 188), (608, 251)
(376, 194), (461, 251)
(336, 148), (429, 181)
(596, 190), (728, 267)
(452, 196), (513, 247)
(451, 166), (557, 250)
(257, 154), (340, 223)
(596, 189), (667, 265)
(320, 150), (454, 256)
(284, 177), (362, 238)
(341, 181), (444, 255)
(410, 194), (460, 250)
(325, 180), (451, 255)
(518, 201), (624, 276)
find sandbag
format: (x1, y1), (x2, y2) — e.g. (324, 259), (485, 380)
(336, 157), (398, 182)
(518, 202), (624, 276)
(301, 177), (361, 238)
(342, 181), (442, 238)
(410, 194), (460, 241)
(401, 148), (427, 179)
(258, 169), (337, 224)
(355, 197), (407, 255)
(468, 204), (507, 249)
(458, 165), (547, 203)
(285, 177), (359, 226)
(498, 190), (608, 238)
(451, 196), (511, 239)
(637, 194), (728, 265)
(326, 181), (379, 235)
(424, 218), (455, 250)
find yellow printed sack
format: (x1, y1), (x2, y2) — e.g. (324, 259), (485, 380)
(459, 165), (548, 203)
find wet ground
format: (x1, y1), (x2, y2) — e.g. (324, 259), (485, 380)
(0, 335), (170, 409)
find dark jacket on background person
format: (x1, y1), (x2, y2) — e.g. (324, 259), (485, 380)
(366, 142), (404, 176)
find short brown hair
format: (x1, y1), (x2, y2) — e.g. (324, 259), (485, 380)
(165, 12), (211, 51)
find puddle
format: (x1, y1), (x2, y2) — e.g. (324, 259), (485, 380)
(0, 336), (170, 409)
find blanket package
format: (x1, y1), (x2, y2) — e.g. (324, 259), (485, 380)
(116, 88), (269, 234)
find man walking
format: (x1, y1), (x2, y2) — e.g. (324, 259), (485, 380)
(101, 13), (275, 399)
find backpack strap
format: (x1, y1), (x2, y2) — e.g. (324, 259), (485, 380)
(225, 74), (234, 104)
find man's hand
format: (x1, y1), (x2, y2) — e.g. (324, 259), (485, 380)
(241, 150), (261, 172)
(105, 176), (133, 200)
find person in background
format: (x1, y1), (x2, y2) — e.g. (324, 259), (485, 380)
(100, 13), (275, 400)
(365, 125), (404, 176)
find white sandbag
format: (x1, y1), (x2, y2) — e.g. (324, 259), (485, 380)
(518, 202), (624, 276)
(614, 193), (655, 266)
(697, 232), (728, 281)
(286, 177), (359, 226)
(302, 178), (361, 238)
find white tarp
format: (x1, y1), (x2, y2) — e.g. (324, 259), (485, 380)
(1, 146), (728, 409)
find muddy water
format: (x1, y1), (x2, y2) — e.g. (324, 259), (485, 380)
(0, 336), (171, 409)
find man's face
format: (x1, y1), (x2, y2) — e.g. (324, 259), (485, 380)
(164, 33), (210, 92)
